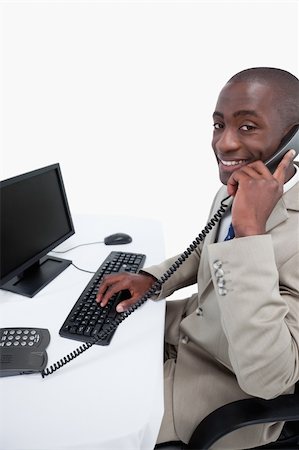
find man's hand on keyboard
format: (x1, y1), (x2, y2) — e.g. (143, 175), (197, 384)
(96, 272), (157, 313)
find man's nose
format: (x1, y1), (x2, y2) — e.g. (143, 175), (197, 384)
(216, 129), (240, 153)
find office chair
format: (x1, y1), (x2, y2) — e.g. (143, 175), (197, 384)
(156, 381), (299, 450)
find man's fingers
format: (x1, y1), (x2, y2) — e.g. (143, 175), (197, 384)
(226, 155), (294, 197)
(99, 282), (125, 306)
(96, 274), (128, 305)
(96, 272), (154, 311)
(226, 169), (252, 196)
(116, 296), (139, 313)
(273, 149), (296, 183)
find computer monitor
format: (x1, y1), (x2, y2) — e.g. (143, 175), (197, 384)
(0, 163), (75, 297)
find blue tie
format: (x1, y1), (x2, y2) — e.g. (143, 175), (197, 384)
(224, 223), (235, 241)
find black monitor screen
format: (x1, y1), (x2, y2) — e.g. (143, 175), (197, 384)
(0, 164), (75, 297)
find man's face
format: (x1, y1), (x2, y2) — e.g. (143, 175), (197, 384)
(212, 80), (286, 185)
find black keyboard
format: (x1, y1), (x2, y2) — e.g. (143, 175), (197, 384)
(59, 251), (146, 345)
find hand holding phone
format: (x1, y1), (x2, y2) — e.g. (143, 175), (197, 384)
(227, 127), (298, 238)
(265, 126), (299, 172)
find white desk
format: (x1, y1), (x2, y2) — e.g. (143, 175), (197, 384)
(0, 215), (166, 450)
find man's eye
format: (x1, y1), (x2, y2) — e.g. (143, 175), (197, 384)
(213, 123), (223, 130)
(240, 124), (256, 131)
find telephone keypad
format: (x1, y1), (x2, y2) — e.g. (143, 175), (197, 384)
(0, 328), (42, 348)
(0, 327), (50, 377)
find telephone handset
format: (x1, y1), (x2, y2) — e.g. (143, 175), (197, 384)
(265, 125), (299, 172)
(4, 128), (298, 378)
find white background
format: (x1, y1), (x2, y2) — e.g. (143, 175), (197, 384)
(1, 0), (298, 259)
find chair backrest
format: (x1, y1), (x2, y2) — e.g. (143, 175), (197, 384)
(279, 381), (299, 440)
(187, 381), (299, 450)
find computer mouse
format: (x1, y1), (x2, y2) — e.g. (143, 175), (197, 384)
(104, 233), (132, 245)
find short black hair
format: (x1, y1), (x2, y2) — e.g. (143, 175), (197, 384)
(227, 67), (299, 127)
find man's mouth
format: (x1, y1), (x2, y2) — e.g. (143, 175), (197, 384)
(219, 159), (248, 167)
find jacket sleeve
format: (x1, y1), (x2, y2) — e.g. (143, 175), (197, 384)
(143, 246), (201, 299)
(207, 234), (299, 399)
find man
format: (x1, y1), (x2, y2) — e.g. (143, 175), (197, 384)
(97, 67), (299, 449)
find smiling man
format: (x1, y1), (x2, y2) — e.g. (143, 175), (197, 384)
(97, 68), (299, 449)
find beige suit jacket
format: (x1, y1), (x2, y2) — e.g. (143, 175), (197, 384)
(145, 172), (299, 449)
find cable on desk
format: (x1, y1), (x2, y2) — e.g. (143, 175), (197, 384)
(52, 241), (104, 254)
(71, 263), (95, 274)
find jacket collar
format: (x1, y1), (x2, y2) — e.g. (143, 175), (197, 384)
(266, 179), (299, 232)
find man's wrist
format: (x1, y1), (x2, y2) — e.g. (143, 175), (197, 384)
(138, 270), (161, 295)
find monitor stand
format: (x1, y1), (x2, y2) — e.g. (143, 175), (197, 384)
(0, 255), (72, 298)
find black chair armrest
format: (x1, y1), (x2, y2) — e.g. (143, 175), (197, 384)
(187, 394), (299, 449)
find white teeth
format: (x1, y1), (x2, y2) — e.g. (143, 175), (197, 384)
(221, 159), (246, 166)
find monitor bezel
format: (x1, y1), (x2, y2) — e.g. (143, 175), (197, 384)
(0, 163), (75, 287)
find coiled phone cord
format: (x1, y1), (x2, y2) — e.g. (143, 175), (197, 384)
(42, 195), (231, 378)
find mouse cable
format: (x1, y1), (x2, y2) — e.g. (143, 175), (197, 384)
(51, 241), (104, 254)
(71, 262), (95, 275)
(52, 244), (103, 274)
